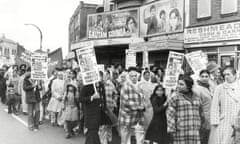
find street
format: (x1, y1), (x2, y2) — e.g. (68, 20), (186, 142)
(0, 103), (85, 144)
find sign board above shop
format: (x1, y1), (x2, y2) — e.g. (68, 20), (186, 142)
(87, 8), (139, 39)
(184, 21), (240, 44)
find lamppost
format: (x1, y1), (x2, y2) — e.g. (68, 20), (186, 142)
(25, 23), (43, 51)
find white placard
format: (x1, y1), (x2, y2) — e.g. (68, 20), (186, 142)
(31, 53), (48, 80)
(76, 42), (100, 85)
(163, 51), (184, 89)
(185, 51), (208, 74)
(125, 49), (136, 69)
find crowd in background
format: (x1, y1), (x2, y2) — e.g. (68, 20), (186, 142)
(1, 61), (240, 144)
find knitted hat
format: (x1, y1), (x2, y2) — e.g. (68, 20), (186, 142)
(207, 62), (220, 73)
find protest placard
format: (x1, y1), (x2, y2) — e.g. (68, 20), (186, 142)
(31, 52), (48, 80)
(76, 42), (100, 85)
(185, 51), (208, 74)
(163, 51), (184, 89)
(125, 49), (136, 69)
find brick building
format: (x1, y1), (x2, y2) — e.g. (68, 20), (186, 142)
(184, 0), (240, 69)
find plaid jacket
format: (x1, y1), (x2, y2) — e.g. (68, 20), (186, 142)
(118, 82), (144, 127)
(105, 80), (118, 110)
(167, 92), (202, 144)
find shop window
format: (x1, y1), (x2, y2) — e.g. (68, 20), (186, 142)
(197, 0), (211, 18)
(4, 48), (9, 57)
(220, 55), (234, 68)
(221, 0), (237, 14)
(207, 54), (218, 64)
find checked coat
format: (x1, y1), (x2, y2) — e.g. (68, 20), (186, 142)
(166, 92), (202, 144)
(118, 82), (144, 127)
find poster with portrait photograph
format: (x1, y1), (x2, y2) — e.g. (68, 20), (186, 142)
(87, 8), (139, 39)
(163, 51), (184, 89)
(76, 42), (100, 85)
(139, 0), (184, 37)
(31, 52), (48, 80)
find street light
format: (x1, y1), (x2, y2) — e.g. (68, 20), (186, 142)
(25, 23), (43, 51)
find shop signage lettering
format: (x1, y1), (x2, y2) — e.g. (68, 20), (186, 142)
(184, 21), (240, 43)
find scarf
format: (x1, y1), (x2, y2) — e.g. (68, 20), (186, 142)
(197, 80), (210, 89)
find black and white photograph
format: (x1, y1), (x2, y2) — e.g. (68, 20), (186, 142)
(1, 0), (240, 144)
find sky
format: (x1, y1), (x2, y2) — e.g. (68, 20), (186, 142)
(0, 0), (103, 58)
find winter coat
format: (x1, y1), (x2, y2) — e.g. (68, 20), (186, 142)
(167, 92), (202, 144)
(79, 82), (107, 129)
(209, 80), (240, 144)
(145, 95), (169, 144)
(23, 78), (41, 104)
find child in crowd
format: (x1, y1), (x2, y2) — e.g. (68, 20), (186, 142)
(63, 84), (79, 139)
(7, 84), (18, 114)
(145, 84), (169, 144)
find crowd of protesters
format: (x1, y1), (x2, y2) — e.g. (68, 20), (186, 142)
(1, 61), (240, 144)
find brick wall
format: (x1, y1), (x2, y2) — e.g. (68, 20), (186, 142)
(189, 0), (240, 27)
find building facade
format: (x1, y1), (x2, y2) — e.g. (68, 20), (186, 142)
(68, 1), (98, 52)
(70, 0), (186, 68)
(184, 0), (240, 69)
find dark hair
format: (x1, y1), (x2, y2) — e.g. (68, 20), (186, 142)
(179, 74), (194, 90)
(150, 5), (156, 12)
(8, 83), (14, 88)
(128, 67), (138, 72)
(199, 69), (210, 76)
(99, 71), (104, 77)
(151, 84), (166, 100)
(65, 84), (77, 103)
(126, 16), (137, 27)
(223, 66), (236, 75)
(143, 70), (150, 75)
(159, 10), (166, 18)
(169, 8), (182, 20)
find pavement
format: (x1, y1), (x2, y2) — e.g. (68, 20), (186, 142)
(0, 103), (85, 144)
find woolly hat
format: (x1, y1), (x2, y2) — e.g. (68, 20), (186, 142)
(207, 62), (220, 73)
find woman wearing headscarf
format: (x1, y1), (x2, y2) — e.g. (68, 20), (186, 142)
(209, 66), (240, 144)
(167, 75), (202, 144)
(138, 70), (156, 130)
(47, 70), (65, 126)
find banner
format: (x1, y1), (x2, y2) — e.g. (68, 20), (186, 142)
(125, 49), (136, 69)
(163, 51), (184, 89)
(87, 8), (139, 39)
(48, 48), (63, 77)
(16, 45), (31, 66)
(76, 42), (100, 85)
(140, 0), (184, 37)
(31, 53), (48, 80)
(185, 51), (208, 74)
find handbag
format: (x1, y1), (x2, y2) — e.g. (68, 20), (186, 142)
(101, 107), (118, 127)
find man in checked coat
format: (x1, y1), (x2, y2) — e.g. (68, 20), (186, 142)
(118, 67), (145, 144)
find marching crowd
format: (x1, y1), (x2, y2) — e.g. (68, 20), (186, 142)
(1, 62), (240, 144)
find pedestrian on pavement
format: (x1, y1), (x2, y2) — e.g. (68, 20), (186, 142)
(209, 66), (240, 144)
(6, 84), (18, 114)
(167, 74), (202, 144)
(0, 69), (7, 104)
(18, 64), (28, 115)
(118, 67), (145, 144)
(79, 71), (107, 144)
(63, 84), (79, 139)
(47, 69), (65, 126)
(145, 84), (169, 144)
(194, 69), (214, 144)
(23, 67), (41, 131)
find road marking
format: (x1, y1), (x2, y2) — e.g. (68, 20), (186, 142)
(4, 109), (28, 127)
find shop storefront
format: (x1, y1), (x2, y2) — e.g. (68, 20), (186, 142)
(184, 21), (240, 69)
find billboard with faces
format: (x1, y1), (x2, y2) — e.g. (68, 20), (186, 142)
(139, 0), (184, 37)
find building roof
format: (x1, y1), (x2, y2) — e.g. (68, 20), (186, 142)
(0, 34), (17, 44)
